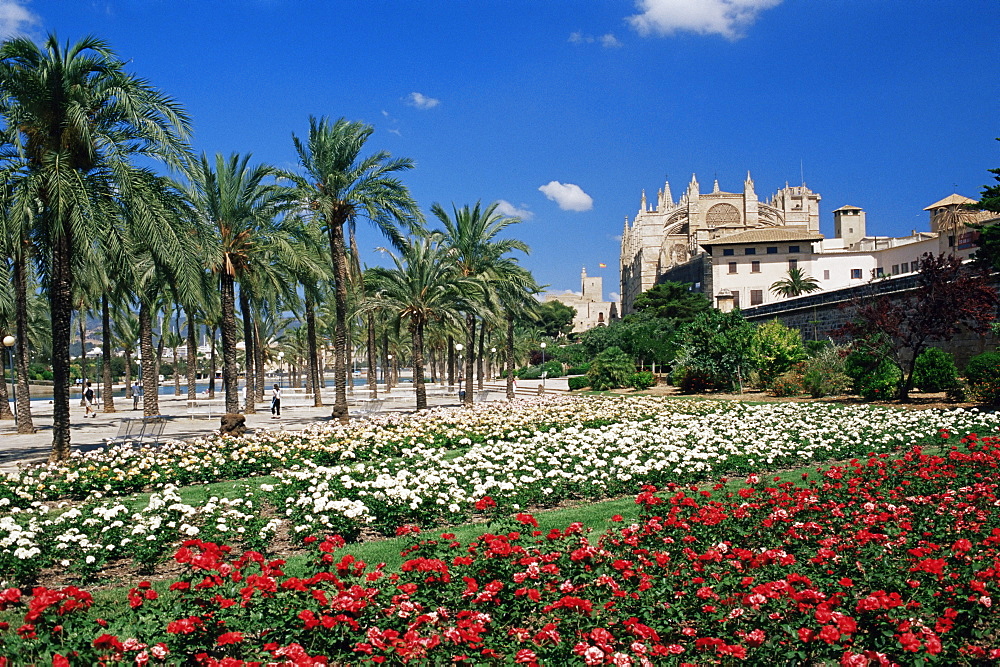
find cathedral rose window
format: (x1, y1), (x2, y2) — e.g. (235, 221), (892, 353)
(706, 203), (741, 227)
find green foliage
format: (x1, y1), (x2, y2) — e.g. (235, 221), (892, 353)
(964, 351), (1000, 405)
(912, 347), (959, 393)
(554, 343), (588, 367)
(672, 309), (756, 392)
(750, 319), (807, 386)
(586, 346), (635, 391)
(541, 360), (563, 378)
(565, 363), (590, 375)
(579, 312), (678, 368)
(515, 366), (542, 380)
(631, 281), (711, 324)
(768, 369), (804, 397)
(629, 371), (656, 390)
(535, 300), (576, 340)
(844, 349), (901, 400)
(800, 344), (852, 398)
(567, 376), (590, 391)
(671, 367), (717, 394)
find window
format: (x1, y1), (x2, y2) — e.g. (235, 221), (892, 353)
(850, 268), (863, 279)
(788, 258), (798, 270)
(891, 264), (899, 275)
(875, 267), (884, 277)
(766, 247), (778, 254)
(722, 248), (735, 256)
(848, 227), (853, 234)
(823, 269), (830, 280)
(911, 261), (919, 272)
(744, 247), (756, 255)
(750, 290), (763, 305)
(788, 245), (800, 253)
(751, 260), (760, 273)
(732, 291), (740, 308)
(728, 261), (737, 274)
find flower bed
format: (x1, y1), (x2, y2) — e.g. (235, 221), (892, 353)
(1, 398), (997, 586)
(3, 433), (1000, 664)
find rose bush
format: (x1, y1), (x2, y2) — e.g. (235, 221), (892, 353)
(2, 432), (1000, 664)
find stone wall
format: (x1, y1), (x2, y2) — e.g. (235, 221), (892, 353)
(741, 274), (998, 368)
(656, 254), (713, 297)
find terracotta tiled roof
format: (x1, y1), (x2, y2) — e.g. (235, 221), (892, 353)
(833, 205), (863, 211)
(699, 227), (824, 246)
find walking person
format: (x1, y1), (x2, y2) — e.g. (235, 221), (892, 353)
(270, 383), (281, 419)
(132, 380), (143, 410)
(83, 381), (96, 418)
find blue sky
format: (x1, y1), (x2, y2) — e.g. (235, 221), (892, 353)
(6, 0), (998, 302)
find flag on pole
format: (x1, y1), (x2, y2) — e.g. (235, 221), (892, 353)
(598, 263), (607, 268)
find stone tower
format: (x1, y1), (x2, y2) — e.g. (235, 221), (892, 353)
(833, 205), (866, 249)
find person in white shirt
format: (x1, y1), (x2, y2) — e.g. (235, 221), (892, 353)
(271, 384), (281, 418)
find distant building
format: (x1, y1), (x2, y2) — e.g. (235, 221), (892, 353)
(544, 267), (619, 333)
(620, 171), (996, 312)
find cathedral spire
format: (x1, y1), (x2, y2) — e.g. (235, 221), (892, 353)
(688, 173), (699, 194)
(663, 177), (673, 207)
(712, 177), (720, 193)
(744, 170), (755, 196)
(640, 189), (647, 214)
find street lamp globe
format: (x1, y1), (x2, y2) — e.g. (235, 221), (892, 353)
(2, 335), (14, 348)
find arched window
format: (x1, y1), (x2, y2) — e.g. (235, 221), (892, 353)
(706, 203), (741, 227)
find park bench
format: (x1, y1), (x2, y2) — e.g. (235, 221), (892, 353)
(186, 398), (227, 419)
(106, 415), (169, 448)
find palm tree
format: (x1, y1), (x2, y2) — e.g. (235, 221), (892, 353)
(770, 267), (822, 298)
(185, 152), (296, 414)
(0, 34), (191, 460)
(291, 116), (421, 422)
(364, 236), (466, 410)
(432, 201), (529, 406)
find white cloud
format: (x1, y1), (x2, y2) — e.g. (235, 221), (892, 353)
(0, 0), (40, 39)
(495, 199), (534, 220)
(609, 291), (621, 303)
(627, 0), (783, 40)
(406, 92), (440, 109)
(569, 31), (623, 48)
(538, 181), (593, 212)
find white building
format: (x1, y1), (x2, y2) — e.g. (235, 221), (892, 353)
(544, 267), (619, 333)
(620, 173), (994, 312)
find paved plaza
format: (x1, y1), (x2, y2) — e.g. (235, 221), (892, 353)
(0, 378), (569, 473)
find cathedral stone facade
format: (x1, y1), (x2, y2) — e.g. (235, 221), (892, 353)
(619, 173), (821, 314)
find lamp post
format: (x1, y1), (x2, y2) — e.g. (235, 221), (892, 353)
(3, 335), (15, 427)
(455, 343), (464, 400)
(540, 342), (547, 389)
(386, 354), (393, 391)
(490, 347), (496, 380)
(277, 351), (284, 388)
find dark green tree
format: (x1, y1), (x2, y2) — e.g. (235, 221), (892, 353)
(673, 309), (757, 393)
(630, 281), (710, 324)
(536, 300), (575, 339)
(970, 139), (1000, 271)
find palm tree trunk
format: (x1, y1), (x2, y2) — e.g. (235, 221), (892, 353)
(381, 330), (390, 391)
(254, 318), (265, 402)
(101, 296), (116, 412)
(464, 314), (475, 406)
(412, 321), (427, 410)
(477, 323), (485, 390)
(306, 294), (324, 406)
(78, 310), (88, 403)
(208, 325), (217, 399)
(447, 336), (455, 388)
(13, 238), (34, 431)
(506, 313), (515, 400)
(366, 313), (377, 399)
(0, 347), (12, 420)
(124, 352), (132, 401)
(220, 274), (240, 413)
(139, 300), (160, 416)
(49, 228), (73, 461)
(346, 332), (353, 394)
(329, 222), (350, 422)
(239, 287), (256, 414)
(186, 313), (197, 401)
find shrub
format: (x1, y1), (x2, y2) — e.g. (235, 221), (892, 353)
(750, 319), (807, 386)
(629, 371), (656, 390)
(586, 347), (635, 391)
(540, 360), (563, 378)
(565, 364), (590, 375)
(672, 366), (717, 394)
(965, 351), (1000, 405)
(912, 347), (959, 392)
(567, 376), (590, 391)
(768, 369), (804, 397)
(516, 366), (542, 380)
(845, 350), (901, 400)
(800, 344), (852, 398)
